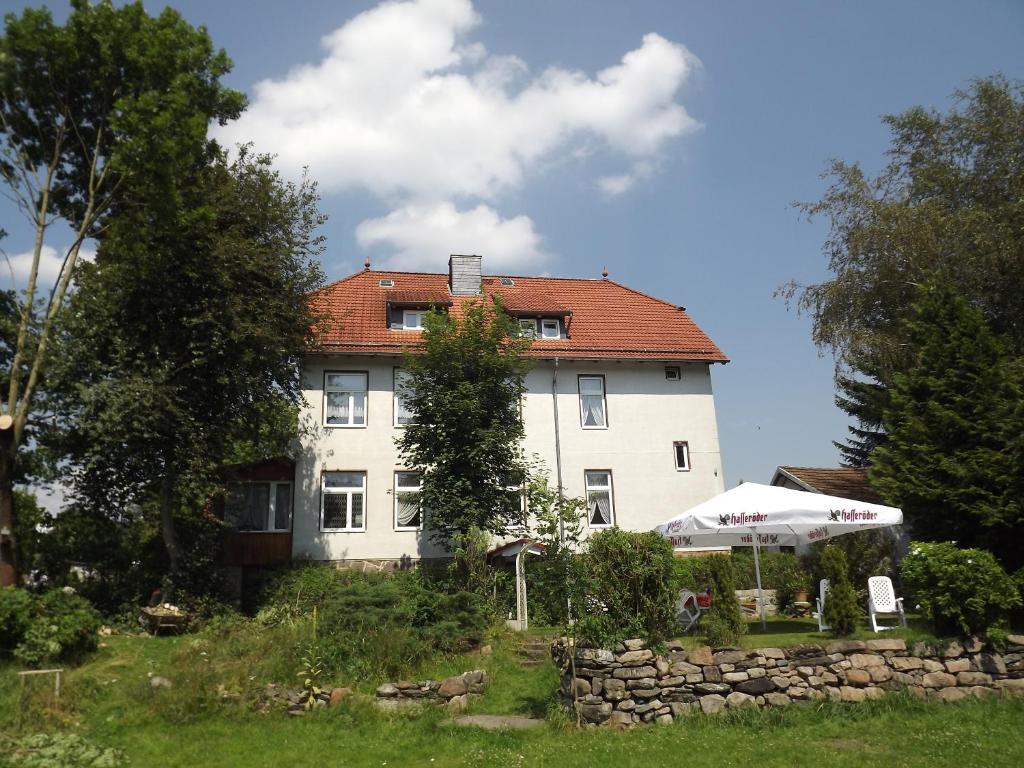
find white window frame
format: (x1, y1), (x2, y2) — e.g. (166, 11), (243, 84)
(518, 319), (537, 338)
(324, 371), (368, 428)
(578, 374), (608, 429)
(541, 319), (560, 339)
(585, 470), (615, 528)
(320, 472), (367, 532)
(224, 481), (292, 533)
(402, 309), (425, 330)
(393, 471), (423, 531)
(393, 368), (415, 427)
(673, 441), (691, 472)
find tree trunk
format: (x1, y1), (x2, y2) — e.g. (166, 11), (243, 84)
(0, 415), (17, 587)
(159, 473), (182, 599)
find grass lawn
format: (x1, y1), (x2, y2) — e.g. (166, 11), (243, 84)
(3, 628), (1024, 768)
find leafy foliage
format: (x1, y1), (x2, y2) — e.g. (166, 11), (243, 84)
(578, 528), (678, 645)
(869, 282), (1024, 569)
(699, 555), (747, 646)
(2, 732), (125, 768)
(13, 589), (102, 667)
(396, 296), (532, 548)
(782, 76), (1024, 465)
(0, 585), (32, 654)
(730, 551), (811, 609)
(804, 529), (898, 604)
(820, 545), (860, 637)
(901, 541), (1021, 636)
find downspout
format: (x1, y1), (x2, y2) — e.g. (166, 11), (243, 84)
(551, 357), (565, 545)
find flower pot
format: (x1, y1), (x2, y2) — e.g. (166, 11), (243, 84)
(794, 590), (809, 603)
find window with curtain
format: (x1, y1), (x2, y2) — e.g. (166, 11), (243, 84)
(321, 472), (366, 531)
(324, 372), (367, 426)
(393, 369), (415, 426)
(579, 375), (607, 428)
(394, 472), (422, 530)
(224, 482), (291, 532)
(585, 471), (614, 527)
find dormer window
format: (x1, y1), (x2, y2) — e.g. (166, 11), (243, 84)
(379, 279), (395, 287)
(402, 309), (425, 330)
(541, 319), (560, 339)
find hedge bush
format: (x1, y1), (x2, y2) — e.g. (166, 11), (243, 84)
(580, 529), (678, 644)
(820, 545), (860, 637)
(14, 589), (103, 667)
(901, 541), (1021, 636)
(0, 586), (33, 655)
(730, 551), (811, 609)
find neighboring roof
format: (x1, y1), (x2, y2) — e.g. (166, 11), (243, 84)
(771, 466), (885, 504)
(310, 269), (728, 362)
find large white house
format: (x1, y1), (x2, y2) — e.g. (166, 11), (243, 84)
(222, 255), (729, 572)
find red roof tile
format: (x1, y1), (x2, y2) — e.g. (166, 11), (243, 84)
(310, 269), (728, 362)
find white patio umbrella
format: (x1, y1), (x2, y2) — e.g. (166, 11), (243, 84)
(654, 482), (903, 629)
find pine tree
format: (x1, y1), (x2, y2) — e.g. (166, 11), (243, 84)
(869, 282), (1024, 569)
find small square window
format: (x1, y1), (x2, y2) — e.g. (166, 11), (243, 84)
(379, 279), (395, 287)
(541, 319), (560, 339)
(665, 366), (681, 381)
(403, 310), (425, 330)
(673, 441), (690, 471)
(519, 319), (537, 338)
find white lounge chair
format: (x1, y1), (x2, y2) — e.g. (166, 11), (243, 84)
(868, 576), (906, 632)
(676, 589), (702, 634)
(812, 578), (830, 632)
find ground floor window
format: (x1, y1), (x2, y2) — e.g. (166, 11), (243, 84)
(585, 470), (614, 527)
(394, 472), (422, 530)
(224, 482), (292, 532)
(321, 472), (366, 531)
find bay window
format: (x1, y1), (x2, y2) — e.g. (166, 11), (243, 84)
(224, 482), (292, 532)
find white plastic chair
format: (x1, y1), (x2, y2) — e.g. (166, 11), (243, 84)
(812, 579), (830, 632)
(676, 589), (702, 633)
(868, 576), (906, 632)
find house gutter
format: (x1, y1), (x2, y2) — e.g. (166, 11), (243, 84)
(552, 357), (565, 545)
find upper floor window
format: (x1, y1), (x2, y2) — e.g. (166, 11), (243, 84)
(325, 372), (367, 427)
(402, 309), (425, 330)
(541, 319), (560, 339)
(321, 471), (366, 531)
(579, 375), (607, 428)
(673, 441), (691, 471)
(394, 471), (422, 530)
(394, 368), (416, 426)
(585, 471), (614, 527)
(519, 319), (537, 338)
(224, 481), (292, 532)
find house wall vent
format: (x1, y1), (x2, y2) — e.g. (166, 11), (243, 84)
(449, 254), (482, 296)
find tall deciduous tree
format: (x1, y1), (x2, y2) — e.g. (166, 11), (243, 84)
(868, 282), (1024, 569)
(781, 76), (1024, 465)
(0, 0), (244, 585)
(50, 148), (324, 590)
(396, 297), (532, 552)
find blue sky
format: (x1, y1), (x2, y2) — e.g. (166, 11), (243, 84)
(3, 0), (1023, 492)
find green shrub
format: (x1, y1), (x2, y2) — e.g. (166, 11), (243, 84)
(820, 545), (861, 637)
(901, 541), (1021, 636)
(730, 551), (810, 609)
(4, 732), (126, 768)
(701, 555), (747, 646)
(14, 590), (103, 667)
(580, 529), (678, 644)
(0, 586), (33, 655)
(805, 529), (897, 604)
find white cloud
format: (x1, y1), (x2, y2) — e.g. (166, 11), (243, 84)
(356, 201), (543, 271)
(2, 244), (95, 291)
(216, 0), (701, 201)
(597, 160), (654, 197)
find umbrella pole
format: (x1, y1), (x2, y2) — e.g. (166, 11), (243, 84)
(753, 539), (766, 630)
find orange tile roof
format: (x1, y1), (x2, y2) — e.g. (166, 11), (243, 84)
(310, 269), (728, 362)
(776, 467), (885, 504)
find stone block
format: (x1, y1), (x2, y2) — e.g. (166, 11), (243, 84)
(580, 702), (613, 723)
(956, 671), (992, 686)
(723, 671), (750, 683)
(825, 640), (867, 654)
(756, 647), (786, 660)
(591, 677), (603, 696)
(616, 649), (654, 664)
(726, 691), (756, 708)
(770, 676), (790, 689)
(634, 699), (663, 715)
(735, 677), (776, 696)
(603, 678), (625, 693)
(612, 665), (658, 680)
(577, 649), (615, 666)
(922, 672), (957, 689)
(994, 679), (1024, 695)
(942, 640), (964, 658)
(763, 692), (791, 707)
(840, 686), (865, 703)
(656, 714), (674, 726)
(922, 659), (945, 673)
(376, 683), (399, 698)
(438, 676), (469, 698)
(658, 675), (687, 689)
(616, 698), (636, 711)
(700, 694), (726, 714)
(968, 686), (994, 698)
(862, 686), (886, 700)
(703, 666), (723, 683)
(865, 638), (906, 652)
(868, 666), (893, 683)
(686, 673), (704, 684)
(936, 687), (968, 704)
(713, 650), (748, 665)
(670, 661), (701, 676)
(446, 694), (468, 714)
(796, 666), (814, 678)
(694, 682), (731, 695)
(719, 663), (736, 673)
(845, 669), (871, 686)
(748, 667), (766, 679)
(945, 658), (970, 674)
(669, 701), (695, 717)
(329, 687), (353, 706)
(890, 656), (923, 671)
(608, 711), (633, 729)
(655, 658), (670, 677)
(623, 639), (646, 651)
(849, 653), (886, 669)
(971, 653), (1007, 675)
(626, 678), (658, 690)
(687, 646), (714, 666)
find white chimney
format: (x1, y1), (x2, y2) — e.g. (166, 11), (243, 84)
(448, 254), (482, 295)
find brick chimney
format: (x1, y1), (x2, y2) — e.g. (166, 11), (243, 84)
(448, 254), (482, 296)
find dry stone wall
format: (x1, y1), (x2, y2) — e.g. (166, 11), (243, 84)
(375, 669), (487, 714)
(554, 634), (1024, 728)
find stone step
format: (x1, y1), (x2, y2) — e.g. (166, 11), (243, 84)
(517, 649), (549, 660)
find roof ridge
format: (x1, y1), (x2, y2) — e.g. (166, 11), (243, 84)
(602, 277), (689, 313)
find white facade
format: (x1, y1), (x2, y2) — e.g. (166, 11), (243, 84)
(292, 353), (726, 564)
